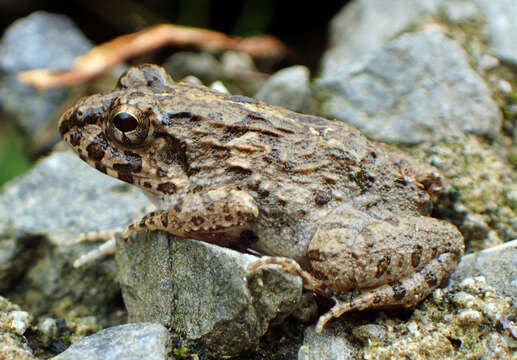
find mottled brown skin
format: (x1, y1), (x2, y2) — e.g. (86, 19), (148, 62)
(59, 64), (464, 332)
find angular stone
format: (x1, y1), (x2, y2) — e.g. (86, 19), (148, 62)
(322, 0), (517, 73)
(51, 323), (169, 360)
(449, 240), (517, 301)
(0, 151), (147, 319)
(473, 0), (517, 66)
(321, 0), (440, 75)
(116, 231), (303, 357)
(298, 324), (357, 360)
(255, 65), (315, 113)
(317, 29), (500, 144)
(0, 11), (91, 72)
(0, 11), (92, 134)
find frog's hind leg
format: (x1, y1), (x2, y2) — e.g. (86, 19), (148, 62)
(315, 251), (460, 333)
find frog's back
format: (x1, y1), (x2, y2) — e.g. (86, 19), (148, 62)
(171, 87), (433, 220)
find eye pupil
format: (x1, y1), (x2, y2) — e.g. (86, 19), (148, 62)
(113, 112), (138, 132)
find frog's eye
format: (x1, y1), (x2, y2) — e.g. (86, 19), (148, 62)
(108, 106), (151, 147)
(113, 112), (139, 133)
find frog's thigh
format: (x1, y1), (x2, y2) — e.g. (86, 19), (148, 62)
(315, 251), (459, 333)
(122, 186), (258, 239)
(308, 206), (463, 332)
(309, 211), (464, 290)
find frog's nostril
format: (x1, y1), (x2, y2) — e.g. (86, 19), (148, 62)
(113, 112), (139, 132)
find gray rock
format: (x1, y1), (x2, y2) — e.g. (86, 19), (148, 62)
(450, 240), (517, 300)
(0, 11), (92, 134)
(0, 333), (36, 360)
(407, 135), (517, 249)
(116, 231), (303, 357)
(322, 0), (517, 75)
(0, 150), (147, 319)
(51, 323), (170, 360)
(321, 0), (441, 76)
(163, 51), (266, 95)
(441, 0), (481, 23)
(0, 11), (91, 72)
(164, 52), (222, 84)
(255, 65), (315, 113)
(473, 0), (517, 66)
(317, 29), (500, 144)
(298, 325), (357, 360)
(0, 296), (37, 360)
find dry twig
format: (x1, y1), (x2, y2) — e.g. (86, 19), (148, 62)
(18, 24), (287, 90)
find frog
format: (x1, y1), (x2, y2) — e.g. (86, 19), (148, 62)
(59, 64), (464, 333)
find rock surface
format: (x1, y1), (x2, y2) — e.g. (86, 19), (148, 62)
(408, 135), (517, 249)
(298, 324), (357, 360)
(317, 29), (500, 144)
(51, 323), (170, 360)
(322, 0), (517, 74)
(255, 65), (315, 114)
(450, 240), (517, 300)
(359, 276), (515, 359)
(116, 230), (303, 357)
(0, 150), (147, 320)
(0, 11), (92, 135)
(473, 0), (517, 66)
(0, 296), (36, 360)
(0, 11), (91, 72)
(321, 0), (440, 75)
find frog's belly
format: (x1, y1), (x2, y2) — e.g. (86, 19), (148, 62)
(251, 213), (319, 267)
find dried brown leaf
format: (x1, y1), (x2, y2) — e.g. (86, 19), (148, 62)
(18, 24), (288, 90)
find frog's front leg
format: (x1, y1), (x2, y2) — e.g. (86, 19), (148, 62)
(122, 186), (259, 245)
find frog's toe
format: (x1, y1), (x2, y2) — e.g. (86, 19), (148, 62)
(247, 256), (324, 294)
(73, 238), (116, 268)
(315, 298), (351, 333)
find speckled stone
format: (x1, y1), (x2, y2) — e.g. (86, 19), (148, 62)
(0, 151), (147, 319)
(317, 29), (500, 144)
(117, 230), (303, 357)
(51, 323), (170, 360)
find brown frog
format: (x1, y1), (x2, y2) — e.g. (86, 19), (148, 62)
(59, 64), (464, 333)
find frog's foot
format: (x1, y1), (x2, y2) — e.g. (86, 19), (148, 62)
(73, 238), (116, 268)
(72, 204), (156, 267)
(315, 252), (459, 333)
(74, 227), (123, 243)
(122, 186), (259, 243)
(247, 256), (325, 295)
(72, 228), (122, 268)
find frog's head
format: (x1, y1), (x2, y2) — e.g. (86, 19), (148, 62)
(59, 64), (190, 197)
